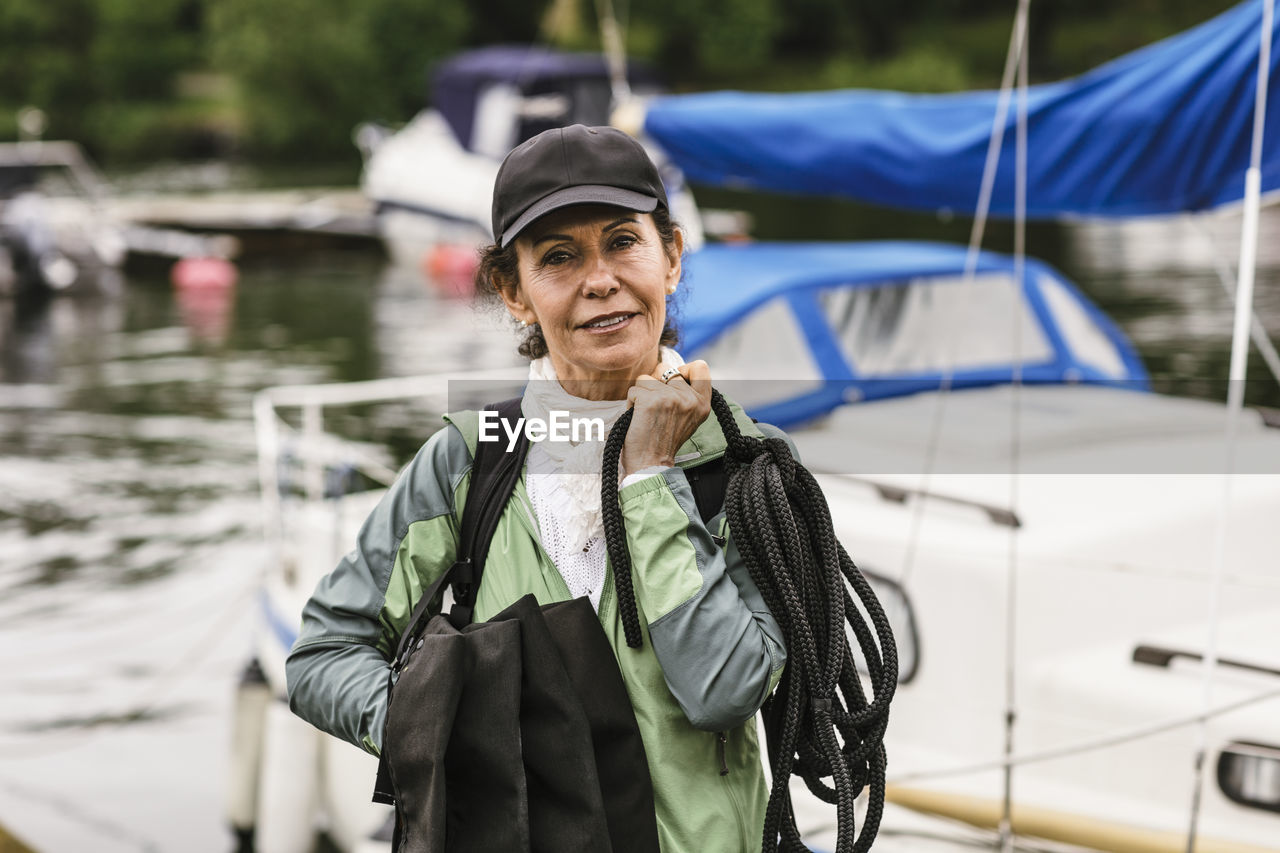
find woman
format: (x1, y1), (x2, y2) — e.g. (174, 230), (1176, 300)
(287, 125), (791, 852)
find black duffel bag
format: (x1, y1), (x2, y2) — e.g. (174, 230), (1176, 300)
(372, 399), (660, 853)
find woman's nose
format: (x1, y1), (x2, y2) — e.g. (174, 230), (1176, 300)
(581, 253), (619, 297)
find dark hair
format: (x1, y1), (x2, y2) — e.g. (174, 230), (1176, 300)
(474, 206), (684, 360)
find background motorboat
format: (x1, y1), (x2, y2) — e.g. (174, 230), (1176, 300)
(355, 46), (705, 284)
(0, 142), (129, 298)
(0, 139), (235, 299)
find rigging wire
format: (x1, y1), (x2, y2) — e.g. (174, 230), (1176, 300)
(895, 0), (1031, 591)
(880, 1), (1033, 844)
(889, 682), (1280, 787)
(1185, 1), (1274, 850)
(999, 4), (1031, 849)
(594, 0), (632, 106)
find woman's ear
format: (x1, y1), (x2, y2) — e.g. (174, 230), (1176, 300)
(665, 227), (685, 289)
(495, 275), (537, 326)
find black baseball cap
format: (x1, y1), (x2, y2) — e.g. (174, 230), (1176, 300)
(491, 124), (669, 248)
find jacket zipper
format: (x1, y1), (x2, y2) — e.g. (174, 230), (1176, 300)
(717, 730), (750, 850)
(515, 489), (539, 536)
(599, 556), (616, 623)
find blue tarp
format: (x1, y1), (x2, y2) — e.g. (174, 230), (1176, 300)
(678, 241), (1148, 425)
(644, 0), (1280, 218)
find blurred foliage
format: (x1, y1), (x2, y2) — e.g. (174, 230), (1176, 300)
(206, 0), (470, 159)
(0, 0), (205, 157)
(0, 0), (97, 141)
(0, 0), (1247, 164)
(630, 0), (779, 81)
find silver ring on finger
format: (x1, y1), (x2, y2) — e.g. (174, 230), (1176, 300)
(660, 366), (683, 384)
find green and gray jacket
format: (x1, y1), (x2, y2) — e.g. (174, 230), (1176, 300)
(286, 398), (791, 853)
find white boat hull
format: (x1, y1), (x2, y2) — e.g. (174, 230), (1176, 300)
(242, 378), (1280, 852)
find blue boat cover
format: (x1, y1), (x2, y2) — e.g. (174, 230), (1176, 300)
(678, 241), (1148, 426)
(644, 0), (1280, 218)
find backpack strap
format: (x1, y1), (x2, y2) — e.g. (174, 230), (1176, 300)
(684, 414), (758, 529)
(685, 455), (726, 527)
(446, 396), (528, 628)
(373, 397), (529, 807)
(392, 396), (528, 653)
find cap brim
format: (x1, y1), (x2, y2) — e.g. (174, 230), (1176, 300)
(500, 185), (659, 247)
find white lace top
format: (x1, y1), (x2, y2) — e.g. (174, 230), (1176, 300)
(522, 349), (684, 611)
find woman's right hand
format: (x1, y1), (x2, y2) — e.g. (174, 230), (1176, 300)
(621, 360), (712, 477)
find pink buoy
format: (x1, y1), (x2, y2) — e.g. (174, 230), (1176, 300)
(172, 256), (239, 291)
(172, 257), (238, 344)
(422, 244), (478, 299)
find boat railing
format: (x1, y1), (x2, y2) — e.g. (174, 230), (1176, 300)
(252, 367), (527, 553)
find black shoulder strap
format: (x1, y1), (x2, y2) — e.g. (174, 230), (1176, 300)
(373, 397), (528, 807)
(683, 413), (757, 527)
(685, 456), (727, 527)
(391, 396), (528, 654)
(447, 396), (528, 627)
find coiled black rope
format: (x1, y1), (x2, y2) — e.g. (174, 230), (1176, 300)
(600, 388), (897, 853)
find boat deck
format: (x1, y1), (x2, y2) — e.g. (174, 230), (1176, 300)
(105, 189), (380, 254)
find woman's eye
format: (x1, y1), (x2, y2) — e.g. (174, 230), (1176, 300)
(611, 233), (638, 250)
(542, 249), (573, 266)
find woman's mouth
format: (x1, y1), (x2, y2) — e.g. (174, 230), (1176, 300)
(580, 312), (636, 334)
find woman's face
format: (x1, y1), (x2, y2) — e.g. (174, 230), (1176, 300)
(501, 205), (682, 391)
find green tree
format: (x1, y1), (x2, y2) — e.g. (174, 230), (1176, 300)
(0, 0), (208, 159)
(0, 0), (1249, 163)
(465, 0), (545, 46)
(86, 0), (208, 160)
(91, 0), (201, 99)
(0, 0), (98, 142)
(631, 0), (778, 83)
(207, 0), (470, 159)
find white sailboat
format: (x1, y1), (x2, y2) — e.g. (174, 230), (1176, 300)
(232, 2), (1280, 850)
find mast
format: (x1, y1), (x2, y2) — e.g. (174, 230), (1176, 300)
(1185, 0), (1274, 849)
(594, 0), (631, 106)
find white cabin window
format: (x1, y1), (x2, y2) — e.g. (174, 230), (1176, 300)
(819, 274), (1053, 377)
(1038, 274), (1129, 378)
(693, 296), (824, 408)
